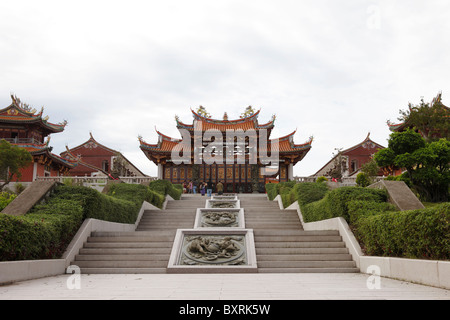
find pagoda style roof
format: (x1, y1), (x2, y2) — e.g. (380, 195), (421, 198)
(175, 107), (276, 132)
(0, 95), (67, 134)
(13, 138), (77, 169)
(140, 107), (312, 166)
(139, 129), (181, 154)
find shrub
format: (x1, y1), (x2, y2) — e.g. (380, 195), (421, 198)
(0, 199), (83, 260)
(0, 191), (17, 211)
(347, 200), (397, 225)
(279, 184), (294, 208)
(316, 176), (328, 183)
(265, 183), (278, 200)
(149, 179), (182, 200)
(356, 203), (450, 259)
(265, 181), (329, 208)
(107, 183), (164, 209)
(356, 172), (371, 187)
(301, 187), (388, 222)
(292, 182), (329, 207)
(0, 182), (179, 261)
(48, 185), (138, 223)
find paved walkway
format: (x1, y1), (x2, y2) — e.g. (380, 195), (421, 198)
(0, 273), (448, 300)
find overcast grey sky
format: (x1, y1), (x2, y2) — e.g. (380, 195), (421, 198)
(1, 0), (449, 177)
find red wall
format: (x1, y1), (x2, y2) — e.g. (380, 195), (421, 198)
(345, 143), (383, 174)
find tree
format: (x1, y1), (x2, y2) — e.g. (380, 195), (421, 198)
(356, 172), (371, 187)
(328, 148), (347, 181)
(396, 94), (450, 142)
(360, 158), (380, 183)
(0, 140), (33, 190)
(110, 154), (128, 179)
(374, 129), (449, 202)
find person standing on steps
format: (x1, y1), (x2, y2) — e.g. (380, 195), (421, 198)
(200, 181), (206, 196)
(216, 180), (224, 195)
(206, 179), (213, 197)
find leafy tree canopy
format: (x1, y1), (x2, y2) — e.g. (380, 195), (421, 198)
(374, 129), (449, 202)
(0, 139), (33, 190)
(397, 94), (450, 142)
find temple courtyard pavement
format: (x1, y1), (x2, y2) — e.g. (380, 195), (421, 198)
(0, 272), (448, 300)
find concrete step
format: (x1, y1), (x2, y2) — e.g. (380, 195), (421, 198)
(257, 254), (353, 261)
(75, 254), (169, 261)
(77, 267), (167, 274)
(91, 231), (175, 237)
(87, 236), (174, 242)
(256, 247), (349, 255)
(255, 242), (346, 248)
(253, 235), (342, 242)
(84, 242), (173, 248)
(79, 248), (172, 255)
(135, 225), (193, 229)
(254, 230), (338, 236)
(75, 260), (168, 268)
(258, 267), (359, 273)
(257, 261), (357, 268)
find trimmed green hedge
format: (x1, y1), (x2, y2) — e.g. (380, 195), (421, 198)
(107, 183), (165, 209)
(148, 179), (182, 200)
(265, 183), (278, 201)
(347, 200), (397, 225)
(0, 181), (182, 261)
(46, 186), (139, 223)
(292, 182), (329, 206)
(0, 199), (83, 260)
(266, 181), (329, 209)
(355, 203), (449, 260)
(301, 187), (388, 222)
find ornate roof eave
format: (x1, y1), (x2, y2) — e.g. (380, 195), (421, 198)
(387, 120), (406, 132)
(0, 96), (67, 133)
(25, 144), (78, 169)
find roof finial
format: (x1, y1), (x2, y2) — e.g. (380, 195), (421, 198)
(240, 106), (255, 118)
(196, 106), (211, 118)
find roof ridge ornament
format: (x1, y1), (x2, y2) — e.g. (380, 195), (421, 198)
(240, 106), (255, 118)
(196, 106), (211, 118)
(10, 94), (38, 114)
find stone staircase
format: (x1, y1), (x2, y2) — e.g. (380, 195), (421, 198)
(241, 197), (358, 273)
(71, 195), (358, 274)
(72, 197), (204, 274)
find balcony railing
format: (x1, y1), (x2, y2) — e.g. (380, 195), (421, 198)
(1, 138), (43, 145)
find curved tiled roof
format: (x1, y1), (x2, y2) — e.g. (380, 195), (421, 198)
(12, 140), (77, 168)
(0, 96), (67, 133)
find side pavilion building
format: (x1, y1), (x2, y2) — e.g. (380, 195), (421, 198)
(61, 133), (146, 178)
(139, 106), (312, 193)
(0, 95), (77, 185)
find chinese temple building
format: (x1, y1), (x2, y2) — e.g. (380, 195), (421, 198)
(0, 95), (77, 184)
(312, 133), (384, 179)
(139, 106), (312, 193)
(61, 133), (146, 178)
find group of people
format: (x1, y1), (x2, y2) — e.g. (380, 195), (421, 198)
(182, 179), (224, 196)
